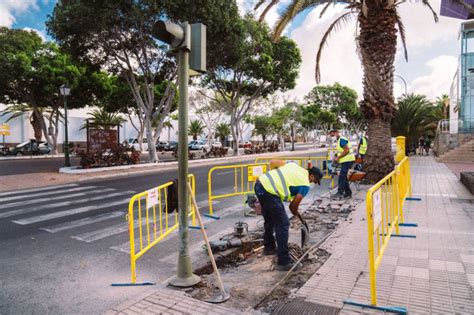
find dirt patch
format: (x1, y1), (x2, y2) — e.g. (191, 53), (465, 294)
(172, 196), (360, 313)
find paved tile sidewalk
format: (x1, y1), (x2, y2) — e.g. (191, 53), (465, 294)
(296, 156), (474, 314)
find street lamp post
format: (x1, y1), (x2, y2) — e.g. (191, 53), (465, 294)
(59, 84), (71, 167)
(394, 74), (408, 95)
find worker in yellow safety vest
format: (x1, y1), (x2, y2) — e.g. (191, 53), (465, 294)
(254, 161), (323, 271)
(358, 134), (368, 159)
(329, 129), (355, 200)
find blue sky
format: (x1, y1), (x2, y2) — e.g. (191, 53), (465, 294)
(0, 0), (464, 101)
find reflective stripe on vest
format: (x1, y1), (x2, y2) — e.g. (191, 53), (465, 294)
(259, 163), (309, 201)
(337, 136), (356, 163)
(359, 137), (368, 155)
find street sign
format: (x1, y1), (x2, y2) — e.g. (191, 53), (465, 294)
(147, 187), (159, 208)
(0, 124), (10, 136)
(372, 188), (382, 230)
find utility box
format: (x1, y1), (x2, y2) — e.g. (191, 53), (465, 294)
(190, 23), (206, 74)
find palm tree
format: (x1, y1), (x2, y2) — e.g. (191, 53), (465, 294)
(257, 0), (438, 182)
(81, 108), (126, 129)
(1, 103), (44, 142)
(215, 123), (231, 145)
(391, 94), (442, 151)
(435, 94), (450, 120)
(188, 119), (205, 140)
(163, 120), (174, 142)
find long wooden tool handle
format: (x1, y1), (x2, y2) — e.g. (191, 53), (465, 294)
(187, 182), (226, 295)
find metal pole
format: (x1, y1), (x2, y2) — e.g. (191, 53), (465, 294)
(170, 22), (200, 287)
(63, 95), (71, 167)
(394, 74), (407, 95)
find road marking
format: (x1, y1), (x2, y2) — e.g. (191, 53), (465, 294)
(12, 198), (130, 225)
(0, 187), (111, 209)
(71, 218), (148, 243)
(0, 183), (78, 197)
(0, 191), (134, 219)
(41, 211), (126, 233)
(0, 185), (103, 203)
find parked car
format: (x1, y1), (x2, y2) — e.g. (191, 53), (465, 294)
(239, 141), (252, 149)
(156, 141), (167, 151)
(165, 141), (178, 151)
(188, 140), (197, 149)
(10, 140), (51, 156)
(190, 140), (209, 151)
(211, 141), (222, 148)
(125, 138), (148, 151)
(0, 144), (10, 156)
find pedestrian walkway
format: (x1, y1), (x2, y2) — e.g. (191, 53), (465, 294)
(296, 156), (474, 314)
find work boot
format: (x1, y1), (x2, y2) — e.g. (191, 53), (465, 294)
(331, 193), (344, 200)
(343, 194), (352, 199)
(275, 262), (301, 271)
(262, 247), (277, 256)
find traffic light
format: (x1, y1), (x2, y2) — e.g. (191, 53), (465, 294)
(152, 21), (189, 50)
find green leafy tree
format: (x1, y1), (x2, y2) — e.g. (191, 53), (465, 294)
(251, 115), (273, 145)
(204, 16), (301, 155)
(257, 0), (438, 182)
(0, 27), (98, 154)
(271, 106), (293, 151)
(188, 120), (205, 140)
(215, 123), (231, 145)
(1, 104), (44, 142)
(81, 108), (126, 130)
(301, 104), (336, 144)
(391, 94), (442, 150)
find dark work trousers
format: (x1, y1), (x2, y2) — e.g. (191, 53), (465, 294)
(338, 161), (354, 197)
(254, 181), (291, 265)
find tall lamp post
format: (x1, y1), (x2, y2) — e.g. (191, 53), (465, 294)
(59, 84), (71, 167)
(394, 74), (408, 95)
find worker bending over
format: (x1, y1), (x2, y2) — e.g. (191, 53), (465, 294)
(330, 129), (355, 199)
(254, 161), (323, 271)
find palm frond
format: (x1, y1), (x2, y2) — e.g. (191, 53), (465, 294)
(254, 0), (268, 10)
(320, 1), (333, 17)
(315, 11), (355, 83)
(421, 0), (439, 22)
(274, 0), (305, 40)
(449, 0), (474, 15)
(259, 0), (280, 22)
(395, 12), (408, 62)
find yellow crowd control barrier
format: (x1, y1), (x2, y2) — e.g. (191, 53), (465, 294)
(346, 156), (414, 314)
(207, 163), (268, 215)
(127, 175), (196, 284)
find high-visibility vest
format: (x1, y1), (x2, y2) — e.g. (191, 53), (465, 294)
(337, 136), (356, 163)
(359, 137), (368, 155)
(259, 162), (309, 202)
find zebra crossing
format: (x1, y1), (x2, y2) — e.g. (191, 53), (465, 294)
(0, 183), (137, 252)
(0, 183), (223, 254)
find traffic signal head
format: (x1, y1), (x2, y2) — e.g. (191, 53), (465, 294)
(152, 21), (185, 49)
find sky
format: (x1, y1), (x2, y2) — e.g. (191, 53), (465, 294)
(0, 0), (463, 102)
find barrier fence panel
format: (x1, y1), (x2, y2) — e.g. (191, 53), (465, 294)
(127, 174), (196, 284)
(207, 163), (268, 215)
(396, 157), (412, 223)
(254, 153), (333, 179)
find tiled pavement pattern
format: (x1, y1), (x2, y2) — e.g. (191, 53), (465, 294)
(297, 156), (474, 314)
(105, 287), (252, 315)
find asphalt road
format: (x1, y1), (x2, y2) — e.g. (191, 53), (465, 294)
(0, 143), (315, 176)
(0, 149), (329, 314)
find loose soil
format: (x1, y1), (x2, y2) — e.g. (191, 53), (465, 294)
(171, 196), (360, 313)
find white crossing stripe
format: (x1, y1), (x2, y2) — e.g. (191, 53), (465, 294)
(71, 218), (147, 243)
(1, 187), (110, 209)
(0, 185), (101, 203)
(0, 190), (133, 219)
(0, 183), (78, 197)
(41, 211), (126, 233)
(12, 198), (130, 225)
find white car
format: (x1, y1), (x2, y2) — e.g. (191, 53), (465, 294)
(190, 140), (209, 150)
(125, 138), (148, 151)
(211, 142), (222, 148)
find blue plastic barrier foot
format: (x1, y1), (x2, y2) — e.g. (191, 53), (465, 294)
(343, 299), (407, 314)
(380, 233), (416, 238)
(204, 214), (220, 220)
(405, 197), (422, 201)
(111, 281), (156, 286)
(189, 225), (206, 230)
(389, 222), (418, 227)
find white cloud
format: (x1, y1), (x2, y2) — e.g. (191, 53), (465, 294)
(410, 55), (458, 99)
(23, 27), (46, 41)
(0, 0), (38, 27)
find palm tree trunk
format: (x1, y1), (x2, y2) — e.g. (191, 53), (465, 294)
(31, 111), (43, 142)
(358, 9), (398, 183)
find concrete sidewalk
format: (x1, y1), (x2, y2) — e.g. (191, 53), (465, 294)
(297, 156), (474, 314)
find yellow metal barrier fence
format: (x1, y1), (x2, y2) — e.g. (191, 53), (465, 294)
(127, 175), (196, 284)
(207, 163), (268, 215)
(396, 157), (412, 223)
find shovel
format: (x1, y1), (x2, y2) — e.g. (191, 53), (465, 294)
(187, 182), (230, 304)
(297, 213), (310, 248)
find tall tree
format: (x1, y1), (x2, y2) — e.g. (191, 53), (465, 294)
(0, 27), (98, 154)
(190, 90), (226, 146)
(47, 0), (176, 162)
(251, 115), (273, 145)
(188, 120), (205, 141)
(204, 16), (301, 155)
(258, 0), (438, 182)
(215, 123), (231, 145)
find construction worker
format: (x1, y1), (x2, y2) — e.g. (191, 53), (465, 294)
(254, 161), (323, 271)
(358, 134), (368, 159)
(329, 129), (355, 199)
